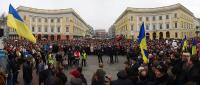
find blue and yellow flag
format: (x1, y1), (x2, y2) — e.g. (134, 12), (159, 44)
(138, 22), (148, 64)
(192, 38), (197, 55)
(182, 35), (187, 51)
(7, 4), (36, 43)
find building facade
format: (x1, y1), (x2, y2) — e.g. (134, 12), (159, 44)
(85, 25), (94, 38)
(0, 14), (7, 37)
(195, 18), (200, 36)
(108, 25), (115, 39)
(8, 6), (90, 40)
(94, 29), (107, 39)
(113, 3), (197, 40)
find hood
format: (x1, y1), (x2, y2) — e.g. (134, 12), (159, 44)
(117, 70), (127, 79)
(70, 78), (82, 85)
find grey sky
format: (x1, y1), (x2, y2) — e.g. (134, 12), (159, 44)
(0, 0), (200, 31)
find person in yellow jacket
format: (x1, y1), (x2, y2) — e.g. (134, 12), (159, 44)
(81, 50), (87, 67)
(48, 53), (55, 65)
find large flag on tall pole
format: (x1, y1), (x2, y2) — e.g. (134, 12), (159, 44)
(7, 4), (36, 43)
(192, 38), (197, 55)
(182, 35), (187, 51)
(138, 22), (148, 64)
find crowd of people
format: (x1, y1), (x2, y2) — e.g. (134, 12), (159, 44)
(0, 38), (200, 85)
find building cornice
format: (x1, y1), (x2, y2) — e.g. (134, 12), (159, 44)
(17, 6), (89, 28)
(114, 3), (194, 24)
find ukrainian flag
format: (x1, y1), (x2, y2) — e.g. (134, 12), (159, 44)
(138, 22), (148, 64)
(192, 38), (197, 55)
(182, 35), (187, 51)
(7, 4), (36, 43)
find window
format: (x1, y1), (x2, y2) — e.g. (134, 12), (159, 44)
(184, 22), (186, 28)
(166, 24), (169, 29)
(51, 27), (54, 32)
(66, 27), (69, 32)
(38, 27), (41, 32)
(175, 32), (178, 38)
(139, 17), (142, 21)
(57, 27), (60, 32)
(38, 18), (41, 22)
(32, 17), (35, 22)
(175, 22), (177, 28)
(188, 23), (190, 29)
(57, 18), (60, 23)
(131, 25), (133, 31)
(153, 16), (156, 21)
(159, 16), (162, 20)
(66, 17), (69, 22)
(131, 16), (133, 21)
(51, 19), (54, 23)
(159, 23), (163, 29)
(146, 17), (149, 21)
(146, 24), (149, 30)
(125, 25), (127, 31)
(32, 27), (35, 32)
(166, 15), (169, 19)
(181, 21), (183, 28)
(45, 27), (48, 32)
(174, 13), (177, 18)
(153, 24), (156, 30)
(45, 18), (48, 22)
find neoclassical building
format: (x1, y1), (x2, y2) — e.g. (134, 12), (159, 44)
(113, 3), (197, 40)
(8, 6), (90, 40)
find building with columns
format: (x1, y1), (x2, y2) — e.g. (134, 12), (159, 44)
(195, 18), (200, 36)
(8, 6), (90, 40)
(113, 3), (197, 40)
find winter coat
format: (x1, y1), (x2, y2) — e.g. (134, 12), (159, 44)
(91, 69), (106, 85)
(56, 72), (68, 85)
(23, 61), (33, 83)
(66, 78), (83, 85)
(44, 75), (61, 85)
(111, 79), (133, 85)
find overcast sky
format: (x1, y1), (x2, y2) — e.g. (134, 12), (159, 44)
(0, 0), (200, 31)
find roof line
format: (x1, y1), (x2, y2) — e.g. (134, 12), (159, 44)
(17, 6), (90, 28)
(114, 3), (194, 24)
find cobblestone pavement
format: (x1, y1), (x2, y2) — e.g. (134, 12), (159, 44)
(17, 55), (127, 85)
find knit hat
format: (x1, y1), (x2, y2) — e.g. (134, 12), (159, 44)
(117, 70), (127, 79)
(70, 69), (80, 78)
(155, 63), (167, 73)
(70, 78), (82, 85)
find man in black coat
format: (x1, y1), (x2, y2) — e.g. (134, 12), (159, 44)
(111, 70), (133, 85)
(128, 58), (140, 84)
(56, 67), (67, 85)
(154, 63), (174, 85)
(12, 56), (20, 85)
(184, 56), (200, 85)
(172, 53), (190, 85)
(92, 63), (106, 85)
(97, 46), (103, 63)
(23, 60), (33, 85)
(113, 45), (119, 63)
(108, 46), (114, 64)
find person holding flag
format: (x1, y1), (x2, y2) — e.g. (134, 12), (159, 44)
(138, 22), (148, 64)
(7, 4), (36, 43)
(192, 38), (197, 55)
